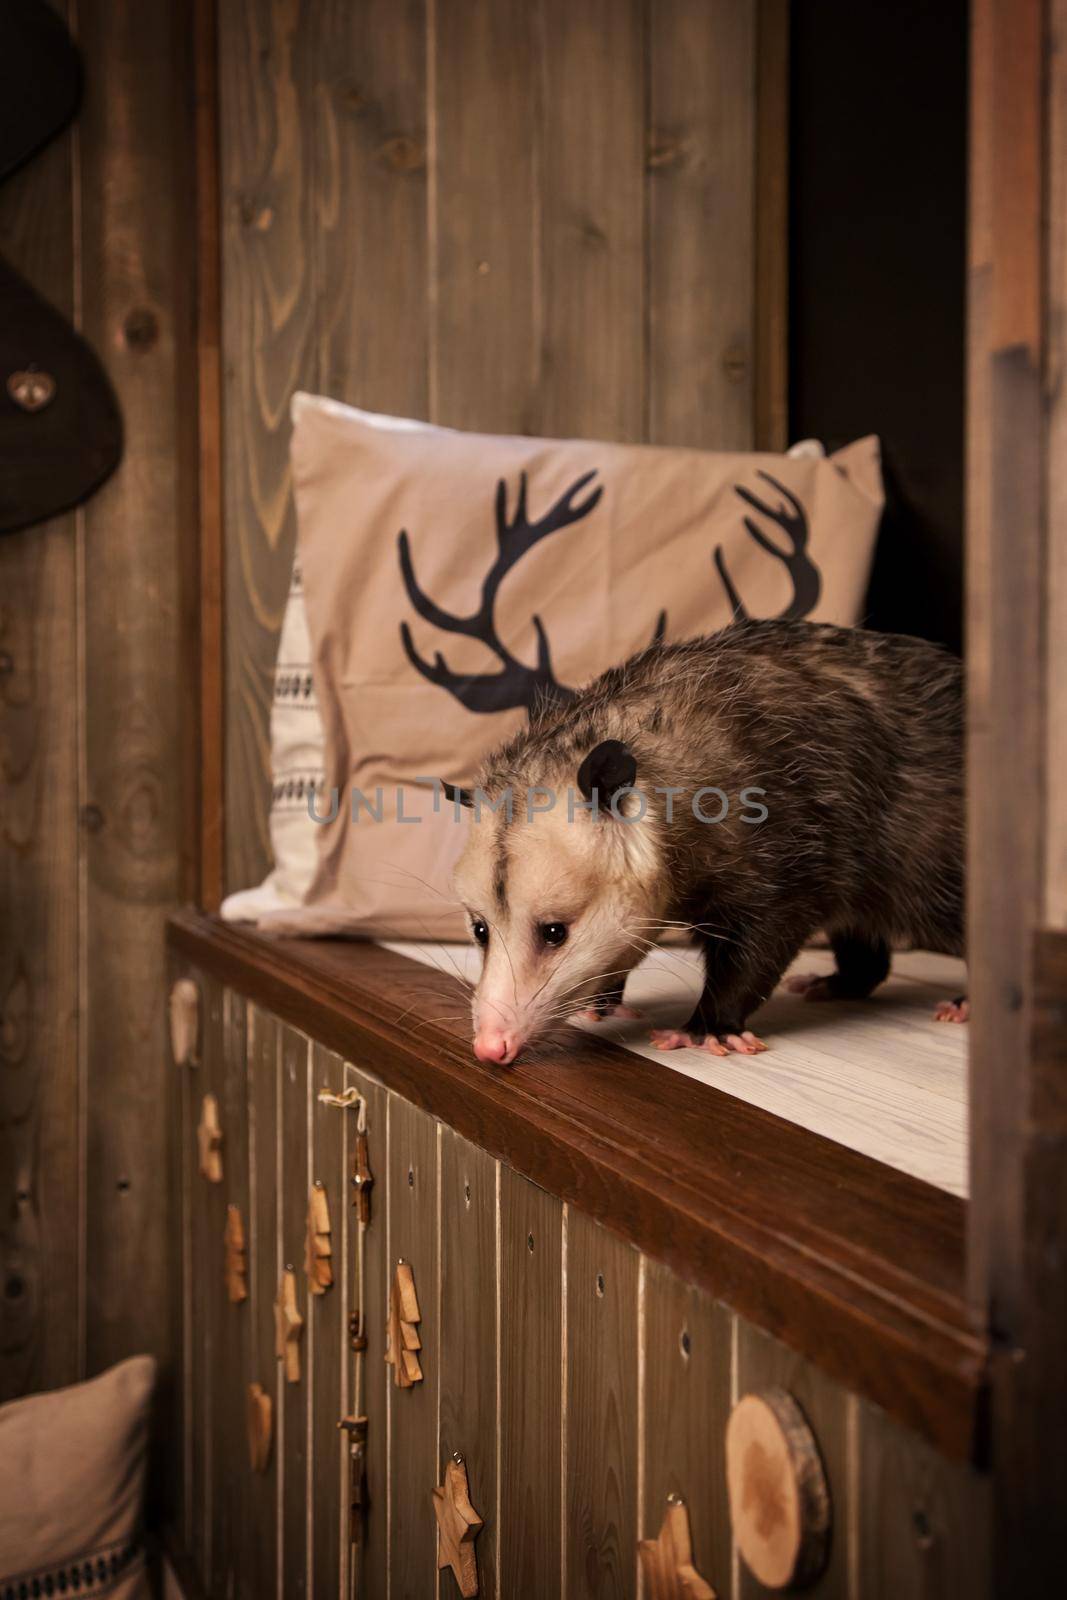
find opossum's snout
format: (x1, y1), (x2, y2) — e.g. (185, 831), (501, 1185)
(472, 1024), (521, 1066)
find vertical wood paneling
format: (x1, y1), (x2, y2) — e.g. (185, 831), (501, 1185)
(641, 1257), (733, 1597)
(1049, 0), (1067, 927)
(247, 1006), (280, 1596)
(387, 1093), (440, 1599)
(499, 1166), (563, 1599)
(648, 0), (757, 450)
(345, 1064), (390, 1600)
(0, 59), (81, 1402)
(312, 0), (429, 416)
(430, 0), (541, 432)
(213, 992), (251, 1596)
(190, 977), (224, 1581)
(279, 1026), (311, 1599)
(564, 1213), (639, 1600)
(78, 0), (185, 1397)
(218, 0), (317, 891)
(540, 0), (646, 442)
(309, 1043), (346, 1600)
(439, 1129), (499, 1598)
(856, 1403), (991, 1599)
(754, 0), (789, 452)
(172, 963), (193, 1550)
(736, 1323), (853, 1600)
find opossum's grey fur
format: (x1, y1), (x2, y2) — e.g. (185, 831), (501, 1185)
(473, 619), (963, 1040)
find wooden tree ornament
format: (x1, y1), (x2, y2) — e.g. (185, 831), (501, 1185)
(725, 1387), (831, 1590)
(638, 1498), (715, 1599)
(169, 977), (199, 1065)
(304, 1181), (333, 1294)
(224, 1204), (248, 1303)
(197, 1092), (223, 1182)
(247, 1382), (272, 1472)
(274, 1267), (304, 1384)
(385, 1259), (422, 1387)
(432, 1453), (483, 1598)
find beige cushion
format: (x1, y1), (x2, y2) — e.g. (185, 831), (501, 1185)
(0, 1355), (156, 1599)
(282, 393), (884, 940)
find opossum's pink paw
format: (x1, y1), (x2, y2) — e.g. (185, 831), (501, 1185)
(579, 1002), (644, 1022)
(934, 997), (970, 1023)
(785, 972), (835, 1001)
(650, 1029), (701, 1051)
(721, 1031), (768, 1055)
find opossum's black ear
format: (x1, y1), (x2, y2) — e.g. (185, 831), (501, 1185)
(442, 781), (475, 808)
(577, 740), (637, 808)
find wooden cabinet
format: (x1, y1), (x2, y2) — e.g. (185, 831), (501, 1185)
(167, 945), (990, 1599)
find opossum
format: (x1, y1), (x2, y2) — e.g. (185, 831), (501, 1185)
(449, 619), (965, 1065)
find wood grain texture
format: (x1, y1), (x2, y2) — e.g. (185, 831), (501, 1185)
(167, 915), (983, 1461)
(309, 1043), (345, 1600)
(540, 0), (645, 442)
(1049, 0), (1067, 929)
(218, 0), (316, 892)
(247, 1006), (280, 1595)
(211, 992), (250, 1595)
(439, 1128), (499, 1598)
(736, 1322), (852, 1599)
(279, 1024), (310, 1598)
(564, 1211), (639, 1600)
(0, 48), (81, 1402)
(387, 1091), (440, 1598)
(429, 0), (540, 433)
(499, 1165), (563, 1598)
(856, 1402), (991, 1599)
(648, 0), (756, 450)
(754, 0), (789, 451)
(189, 978), (224, 1580)
(641, 1256), (733, 1597)
(345, 1061), (389, 1600)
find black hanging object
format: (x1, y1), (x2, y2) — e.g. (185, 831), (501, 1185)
(0, 0), (81, 182)
(0, 257), (123, 535)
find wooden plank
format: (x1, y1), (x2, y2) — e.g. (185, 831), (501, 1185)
(78, 0), (185, 1426)
(311, 0), (429, 418)
(167, 916), (982, 1461)
(247, 1007), (280, 1596)
(170, 961), (199, 1552)
(190, 977), (224, 1581)
(309, 1043), (346, 1600)
(210, 992), (250, 1596)
(344, 1062), (390, 1600)
(386, 1092), (440, 1596)
(648, 0), (756, 450)
(430, 0), (540, 432)
(218, 0), (317, 892)
(856, 1401), (991, 1599)
(279, 1024), (311, 1599)
(0, 49), (81, 1403)
(498, 1166), (563, 1597)
(641, 1257), (733, 1597)
(754, 0), (789, 451)
(540, 0), (645, 442)
(1046, 0), (1067, 926)
(439, 1129), (499, 1598)
(564, 1211), (639, 1599)
(735, 1322), (852, 1599)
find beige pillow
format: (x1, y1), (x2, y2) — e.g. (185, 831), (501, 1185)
(0, 1355), (155, 1600)
(285, 394), (883, 940)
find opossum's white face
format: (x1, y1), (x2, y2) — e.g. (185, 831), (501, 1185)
(452, 782), (665, 1065)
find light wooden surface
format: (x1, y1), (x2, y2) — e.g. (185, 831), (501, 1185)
(386, 943), (971, 1197)
(175, 968), (990, 1597)
(215, 0), (783, 894)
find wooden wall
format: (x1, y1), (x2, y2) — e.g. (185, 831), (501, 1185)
(218, 0), (788, 894)
(172, 963), (991, 1599)
(0, 0), (193, 1403)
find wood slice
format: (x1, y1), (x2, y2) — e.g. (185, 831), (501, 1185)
(725, 1386), (831, 1590)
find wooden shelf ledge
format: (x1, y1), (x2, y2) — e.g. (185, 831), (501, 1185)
(168, 909), (987, 1461)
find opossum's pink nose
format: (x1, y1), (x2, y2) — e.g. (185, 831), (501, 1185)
(473, 1029), (519, 1065)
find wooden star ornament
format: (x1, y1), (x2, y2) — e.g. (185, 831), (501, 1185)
(197, 1092), (223, 1182)
(638, 1498), (715, 1600)
(432, 1453), (483, 1597)
(274, 1266), (304, 1383)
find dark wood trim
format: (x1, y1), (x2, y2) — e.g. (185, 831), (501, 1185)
(168, 910), (986, 1461)
(754, 0), (789, 452)
(193, 0), (225, 912)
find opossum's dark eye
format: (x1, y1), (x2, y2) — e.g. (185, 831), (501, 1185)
(471, 919), (489, 947)
(539, 922), (568, 948)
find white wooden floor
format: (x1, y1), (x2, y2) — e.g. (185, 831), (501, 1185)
(385, 941), (970, 1198)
